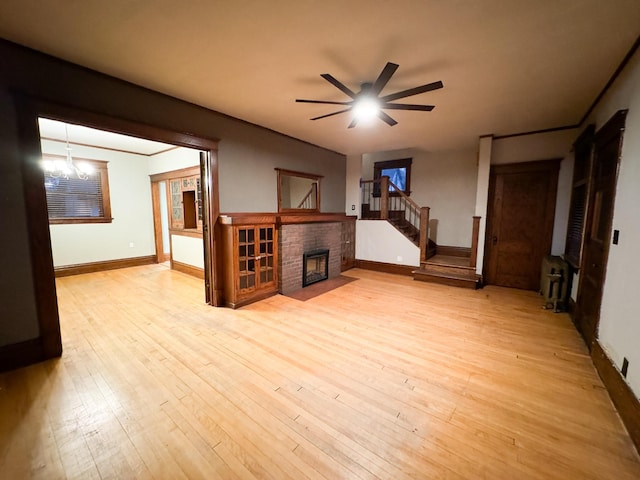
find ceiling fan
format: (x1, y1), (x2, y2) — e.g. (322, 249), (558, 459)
(296, 62), (443, 128)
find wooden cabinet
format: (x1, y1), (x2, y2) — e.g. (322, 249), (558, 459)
(220, 215), (278, 308)
(341, 218), (356, 271)
(169, 174), (202, 232)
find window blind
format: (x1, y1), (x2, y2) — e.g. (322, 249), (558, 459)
(45, 173), (104, 218)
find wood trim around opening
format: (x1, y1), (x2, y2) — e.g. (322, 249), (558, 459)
(12, 93), (222, 371)
(149, 165), (201, 183)
(0, 338), (45, 373)
(54, 255), (156, 277)
(591, 339), (640, 453)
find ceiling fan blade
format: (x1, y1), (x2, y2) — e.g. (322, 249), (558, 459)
(311, 108), (352, 121)
(378, 110), (398, 126)
(370, 62), (399, 96)
(382, 103), (435, 111)
(296, 99), (352, 105)
(321, 73), (357, 98)
(348, 118), (358, 129)
(381, 80), (444, 102)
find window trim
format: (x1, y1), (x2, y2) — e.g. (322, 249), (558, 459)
(373, 157), (412, 197)
(44, 155), (112, 225)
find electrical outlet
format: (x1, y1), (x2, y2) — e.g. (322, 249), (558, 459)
(129, 242), (135, 248)
(351, 204), (355, 211)
(621, 357), (629, 378)
(396, 255), (403, 262)
(613, 229), (620, 245)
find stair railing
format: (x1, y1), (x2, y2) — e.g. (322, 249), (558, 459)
(296, 184), (317, 209)
(361, 176), (430, 254)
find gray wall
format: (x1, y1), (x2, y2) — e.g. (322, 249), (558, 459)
(0, 40), (346, 348)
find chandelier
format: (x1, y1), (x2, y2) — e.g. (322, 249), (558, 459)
(41, 124), (93, 180)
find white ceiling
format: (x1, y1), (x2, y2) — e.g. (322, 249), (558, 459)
(2, 1), (639, 155)
(38, 118), (176, 156)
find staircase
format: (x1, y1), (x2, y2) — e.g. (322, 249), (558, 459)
(413, 252), (481, 289)
(361, 176), (482, 289)
(387, 212), (419, 245)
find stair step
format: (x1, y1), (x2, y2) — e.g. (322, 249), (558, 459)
(413, 268), (481, 289)
(421, 263), (474, 275)
(425, 254), (471, 267)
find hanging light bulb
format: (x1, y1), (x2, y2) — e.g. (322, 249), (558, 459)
(41, 123), (91, 180)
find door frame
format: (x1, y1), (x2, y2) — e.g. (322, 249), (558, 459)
(151, 180), (171, 264)
(484, 159), (560, 288)
(574, 110), (627, 348)
(14, 95), (222, 361)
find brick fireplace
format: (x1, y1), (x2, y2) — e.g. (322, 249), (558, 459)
(278, 222), (342, 295)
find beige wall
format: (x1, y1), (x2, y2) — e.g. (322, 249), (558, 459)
(42, 139), (156, 267)
(363, 147), (478, 247)
(587, 49), (640, 396)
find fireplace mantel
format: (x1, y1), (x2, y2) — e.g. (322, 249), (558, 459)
(277, 213), (354, 225)
(220, 212), (354, 226)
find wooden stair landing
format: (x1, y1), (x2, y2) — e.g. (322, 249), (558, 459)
(413, 254), (481, 289)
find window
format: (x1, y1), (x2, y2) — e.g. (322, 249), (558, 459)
(373, 157), (412, 196)
(564, 125), (594, 269)
(43, 156), (112, 224)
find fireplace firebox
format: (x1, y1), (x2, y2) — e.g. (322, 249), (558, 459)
(302, 249), (329, 287)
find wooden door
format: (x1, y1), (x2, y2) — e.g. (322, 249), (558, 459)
(485, 160), (560, 290)
(575, 110), (626, 347)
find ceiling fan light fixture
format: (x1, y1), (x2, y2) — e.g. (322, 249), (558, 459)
(297, 62), (443, 127)
(352, 96), (380, 123)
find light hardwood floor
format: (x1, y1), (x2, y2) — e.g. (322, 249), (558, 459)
(1, 265), (639, 479)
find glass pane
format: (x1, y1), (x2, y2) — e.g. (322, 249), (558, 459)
(248, 275), (255, 288)
(248, 229), (254, 242)
(267, 243), (273, 254)
(240, 276), (247, 289)
(260, 271), (267, 283)
(268, 256), (273, 267)
(267, 270), (273, 282)
(260, 242), (266, 254)
(239, 245), (246, 257)
(239, 229), (246, 243)
(381, 167), (406, 191)
(248, 244), (255, 257)
(267, 228), (273, 241)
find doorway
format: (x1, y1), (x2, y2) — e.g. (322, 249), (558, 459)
(484, 159), (560, 290)
(574, 110), (626, 348)
(17, 99), (221, 360)
(39, 118), (203, 274)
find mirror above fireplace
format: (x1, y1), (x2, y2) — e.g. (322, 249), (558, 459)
(276, 168), (322, 213)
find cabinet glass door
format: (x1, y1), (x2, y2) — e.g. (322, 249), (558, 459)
(258, 226), (275, 285)
(237, 227), (256, 291)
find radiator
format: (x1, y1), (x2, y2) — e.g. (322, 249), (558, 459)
(540, 255), (569, 312)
